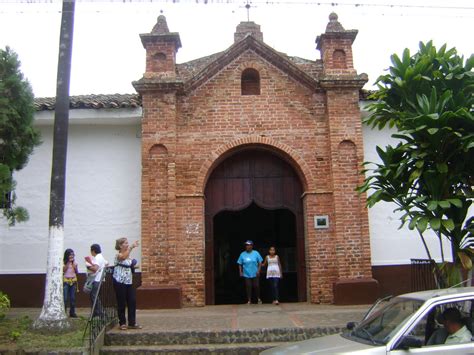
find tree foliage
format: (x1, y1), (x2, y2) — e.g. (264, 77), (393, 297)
(358, 41), (474, 278)
(0, 46), (41, 225)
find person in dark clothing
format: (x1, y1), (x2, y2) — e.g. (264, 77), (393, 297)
(113, 237), (141, 330)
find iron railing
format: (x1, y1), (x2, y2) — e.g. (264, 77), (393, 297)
(410, 258), (441, 292)
(83, 266), (117, 354)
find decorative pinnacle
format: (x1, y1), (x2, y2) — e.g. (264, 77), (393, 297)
(325, 12), (345, 32)
(152, 15), (170, 34)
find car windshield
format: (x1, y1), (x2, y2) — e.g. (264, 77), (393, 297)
(349, 297), (424, 345)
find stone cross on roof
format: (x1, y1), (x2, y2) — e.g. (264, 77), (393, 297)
(245, 1), (251, 22)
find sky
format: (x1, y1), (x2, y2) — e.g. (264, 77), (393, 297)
(0, 0), (473, 98)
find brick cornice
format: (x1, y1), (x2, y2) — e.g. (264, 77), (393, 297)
(33, 90), (375, 111)
(302, 190), (333, 198)
(139, 32), (182, 50)
(319, 73), (368, 89)
(132, 78), (184, 93)
(316, 30), (358, 50)
(176, 194), (205, 198)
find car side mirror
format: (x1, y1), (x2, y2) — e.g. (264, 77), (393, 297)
(346, 322), (357, 330)
(397, 336), (423, 350)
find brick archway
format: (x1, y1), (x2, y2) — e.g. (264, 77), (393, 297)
(204, 147), (307, 305)
(195, 135), (314, 195)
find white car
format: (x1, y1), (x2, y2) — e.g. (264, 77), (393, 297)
(261, 287), (474, 354)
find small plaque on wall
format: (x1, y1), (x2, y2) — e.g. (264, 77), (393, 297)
(314, 215), (329, 229)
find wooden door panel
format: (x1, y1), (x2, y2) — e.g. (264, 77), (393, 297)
(205, 149), (306, 304)
(296, 211), (307, 301)
(205, 213), (214, 305)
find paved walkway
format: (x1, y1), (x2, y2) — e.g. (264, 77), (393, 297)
(110, 303), (370, 333)
(9, 303), (370, 332)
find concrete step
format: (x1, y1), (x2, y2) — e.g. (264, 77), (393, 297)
(100, 342), (287, 354)
(105, 326), (342, 346)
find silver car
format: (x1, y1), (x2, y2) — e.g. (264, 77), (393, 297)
(261, 287), (474, 354)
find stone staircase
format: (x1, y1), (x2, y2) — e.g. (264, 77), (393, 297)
(100, 326), (343, 354)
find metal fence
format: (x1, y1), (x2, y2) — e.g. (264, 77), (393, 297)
(83, 266), (117, 354)
(410, 258), (440, 292)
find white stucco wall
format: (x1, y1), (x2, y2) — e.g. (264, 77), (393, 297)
(1, 105), (460, 275)
(362, 122), (453, 266)
(0, 109), (142, 274)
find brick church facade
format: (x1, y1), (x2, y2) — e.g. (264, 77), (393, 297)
(133, 13), (378, 307)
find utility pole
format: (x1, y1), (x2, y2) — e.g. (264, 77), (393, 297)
(34, 0), (75, 330)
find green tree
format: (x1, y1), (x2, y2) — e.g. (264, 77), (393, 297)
(0, 46), (41, 226)
(358, 41), (474, 286)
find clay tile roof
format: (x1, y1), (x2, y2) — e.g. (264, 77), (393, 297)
(176, 52), (224, 82)
(34, 94), (142, 111)
(359, 89), (375, 100)
(285, 56), (323, 79)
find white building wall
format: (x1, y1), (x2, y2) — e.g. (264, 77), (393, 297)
(0, 109), (142, 274)
(1, 106), (459, 275)
(363, 124), (453, 266)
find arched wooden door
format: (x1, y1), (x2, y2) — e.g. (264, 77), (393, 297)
(204, 148), (306, 304)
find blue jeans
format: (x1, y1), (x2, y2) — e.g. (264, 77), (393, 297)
(268, 277), (280, 301)
(63, 282), (77, 316)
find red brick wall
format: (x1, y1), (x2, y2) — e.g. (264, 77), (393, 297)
(304, 192), (338, 303)
(332, 50), (347, 69)
(321, 38), (354, 69)
(138, 21), (373, 306)
(325, 89), (372, 283)
(319, 37), (356, 73)
(144, 42), (177, 74)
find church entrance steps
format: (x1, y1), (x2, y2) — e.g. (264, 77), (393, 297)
(100, 303), (368, 354)
(101, 328), (342, 354)
(104, 326), (343, 346)
(100, 342), (288, 354)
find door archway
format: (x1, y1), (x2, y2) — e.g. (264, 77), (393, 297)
(204, 148), (306, 304)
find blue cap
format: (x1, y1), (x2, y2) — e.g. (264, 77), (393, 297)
(245, 240), (253, 245)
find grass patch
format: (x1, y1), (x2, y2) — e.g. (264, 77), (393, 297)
(0, 315), (87, 350)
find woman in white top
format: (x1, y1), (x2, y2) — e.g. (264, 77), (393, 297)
(263, 246), (283, 305)
(113, 237), (141, 330)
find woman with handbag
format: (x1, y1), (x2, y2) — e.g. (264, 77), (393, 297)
(113, 237), (141, 330)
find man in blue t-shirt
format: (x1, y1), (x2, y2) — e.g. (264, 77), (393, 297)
(237, 240), (263, 304)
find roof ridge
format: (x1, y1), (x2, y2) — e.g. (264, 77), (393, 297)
(34, 90), (375, 111)
(183, 36), (319, 93)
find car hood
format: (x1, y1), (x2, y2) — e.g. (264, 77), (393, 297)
(261, 333), (385, 354)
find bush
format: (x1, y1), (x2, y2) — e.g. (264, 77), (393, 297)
(0, 291), (11, 319)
